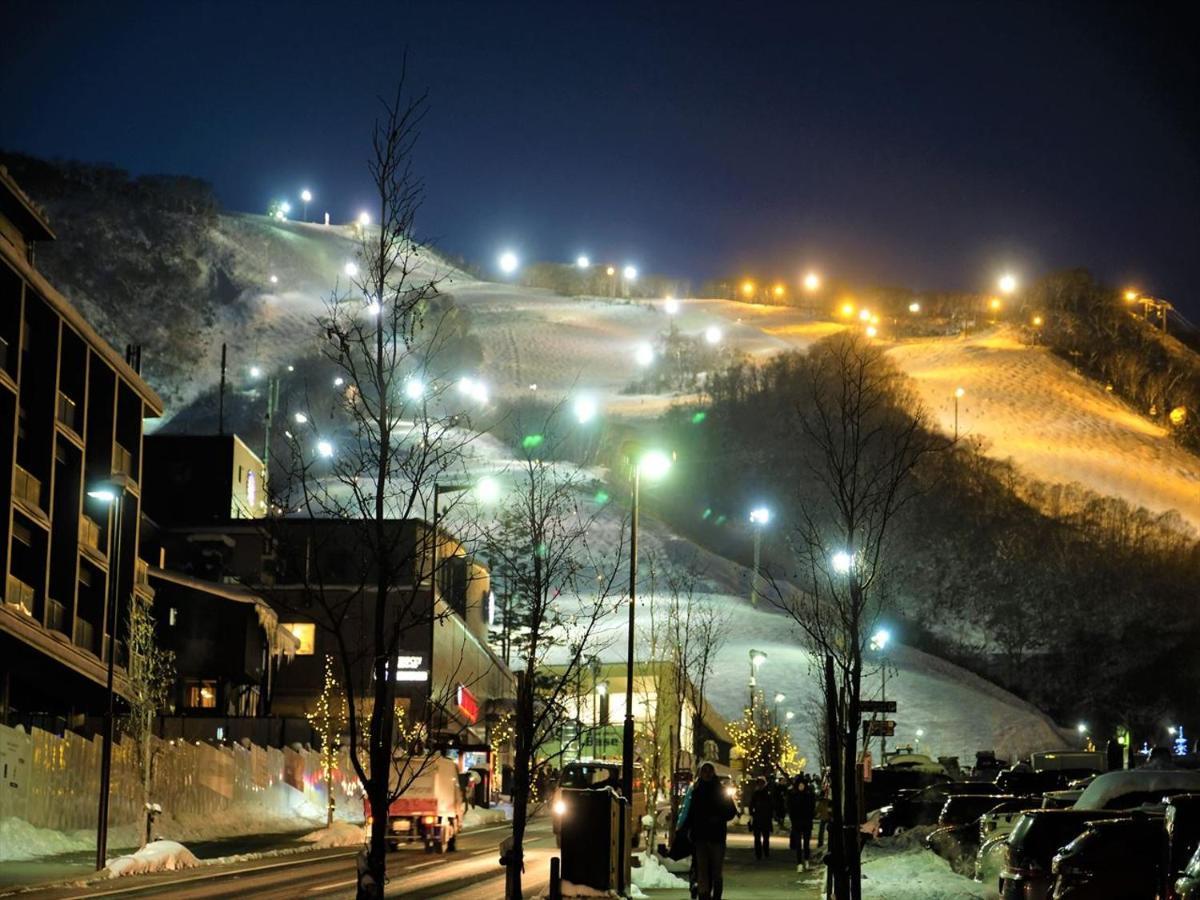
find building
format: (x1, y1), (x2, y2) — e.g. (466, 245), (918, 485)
(142, 433), (269, 522)
(0, 165), (163, 731)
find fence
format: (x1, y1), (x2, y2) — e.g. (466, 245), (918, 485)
(0, 723), (360, 836)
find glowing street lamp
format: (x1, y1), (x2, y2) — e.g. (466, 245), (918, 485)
(831, 550), (853, 574)
(748, 648), (767, 714)
(1124, 289), (1139, 303)
(865, 325), (878, 338)
(344, 261), (359, 278)
(281, 201), (292, 216)
(1077, 722), (1089, 736)
(498, 251), (519, 275)
(772, 283), (786, 300)
(269, 274), (279, 285)
(908, 301), (921, 313)
(858, 309), (871, 322)
(333, 376), (345, 388)
(749, 506), (770, 608)
(576, 255), (591, 269)
(357, 211), (370, 228)
(741, 279), (756, 298)
(634, 343), (655, 367)
(623, 265), (638, 282)
(249, 366), (263, 379)
(704, 325), (722, 345)
(476, 476), (502, 504)
(574, 395), (598, 424)
(840, 302), (855, 318)
(998, 273), (1018, 295)
(803, 271), (821, 292)
(404, 378), (424, 401)
(293, 412), (308, 424)
(1032, 314), (1044, 327)
(785, 710), (795, 721)
(954, 386), (965, 440)
(317, 439), (334, 459)
(989, 297), (1003, 313)
(664, 297), (681, 315)
(870, 628), (891, 652)
(300, 188), (312, 221)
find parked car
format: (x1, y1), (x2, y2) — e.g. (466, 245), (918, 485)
(1042, 789), (1085, 809)
(863, 762), (949, 813)
(925, 795), (1026, 874)
(878, 781), (1004, 835)
(1073, 769), (1200, 811)
(1050, 816), (1166, 898)
(1167, 796), (1200, 898)
(998, 809), (1131, 899)
(1030, 750), (1106, 774)
(995, 769), (1067, 796)
(1177, 845), (1200, 899)
(552, 761), (648, 847)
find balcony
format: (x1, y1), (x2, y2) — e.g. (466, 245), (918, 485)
(112, 444), (134, 480)
(103, 635), (128, 670)
(73, 617), (97, 654)
(5, 575), (35, 616)
(56, 392), (81, 434)
(46, 597), (67, 634)
(79, 515), (104, 556)
(135, 558), (149, 586)
(13, 465), (44, 514)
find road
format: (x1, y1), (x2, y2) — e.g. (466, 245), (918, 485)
(4, 821), (555, 900)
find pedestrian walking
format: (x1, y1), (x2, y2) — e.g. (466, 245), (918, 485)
(787, 776), (816, 870)
(678, 762), (737, 900)
(815, 771), (831, 849)
(749, 777), (774, 859)
(771, 776), (787, 829)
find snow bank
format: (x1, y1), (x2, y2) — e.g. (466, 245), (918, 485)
(299, 821), (366, 849)
(462, 804), (511, 828)
(0, 816), (83, 861)
(1074, 769), (1200, 810)
(860, 845), (985, 899)
(632, 852), (689, 889)
(104, 840), (200, 878)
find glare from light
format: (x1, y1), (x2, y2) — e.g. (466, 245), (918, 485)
(831, 551), (853, 574)
(1032, 314), (1044, 326)
(606, 266), (616, 276)
(274, 209), (285, 221)
(664, 297), (681, 315)
(635, 343), (655, 367)
(865, 325), (878, 338)
(476, 476), (502, 504)
(749, 506), (771, 526)
(623, 265), (638, 282)
(249, 366), (263, 378)
(1123, 289), (1139, 303)
(498, 251), (519, 275)
(87, 488), (117, 503)
(774, 692), (785, 704)
(870, 628), (891, 651)
(1168, 726), (1178, 736)
(576, 255), (591, 269)
(1077, 722), (1088, 734)
(553, 799), (567, 817)
(751, 650), (767, 668)
(281, 201), (291, 214)
(858, 309), (871, 322)
(457, 376), (488, 405)
(954, 386), (965, 399)
(916, 728), (925, 738)
(294, 412), (308, 424)
(785, 710), (795, 721)
(596, 683), (607, 696)
(989, 297), (1002, 312)
(317, 440), (334, 459)
(270, 274), (279, 285)
(333, 376), (345, 387)
(300, 189), (312, 203)
(998, 273), (1017, 295)
(366, 299), (381, 316)
(772, 283), (785, 298)
(908, 301), (920, 313)
(404, 378), (424, 401)
(357, 211), (370, 227)
(286, 365), (295, 372)
(638, 450), (672, 481)
(704, 325), (722, 345)
(344, 261), (359, 277)
(803, 272), (821, 292)
(741, 279), (756, 297)
(840, 302), (855, 317)
(574, 395), (598, 424)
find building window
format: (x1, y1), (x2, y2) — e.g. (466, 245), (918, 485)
(184, 680), (218, 709)
(169, 607), (178, 626)
(246, 470), (257, 507)
(282, 622), (316, 654)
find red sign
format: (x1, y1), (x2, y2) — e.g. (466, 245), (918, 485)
(456, 685), (479, 724)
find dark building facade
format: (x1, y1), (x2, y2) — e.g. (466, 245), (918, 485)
(0, 165), (163, 731)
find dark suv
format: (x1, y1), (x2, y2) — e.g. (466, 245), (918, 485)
(1050, 816), (1165, 898)
(998, 809), (1132, 899)
(878, 781), (1002, 835)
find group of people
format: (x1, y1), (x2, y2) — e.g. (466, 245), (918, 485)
(674, 764), (831, 900)
(747, 772), (826, 870)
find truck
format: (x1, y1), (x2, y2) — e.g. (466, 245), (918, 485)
(365, 756), (466, 853)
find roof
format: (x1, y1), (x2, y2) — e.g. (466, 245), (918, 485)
(0, 165), (55, 243)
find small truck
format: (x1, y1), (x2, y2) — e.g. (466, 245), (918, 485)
(365, 756), (466, 853)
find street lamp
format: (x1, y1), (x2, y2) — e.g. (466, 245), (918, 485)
(831, 550), (853, 575)
(704, 325), (722, 345)
(870, 627), (892, 758)
(344, 261), (359, 278)
(88, 477), (130, 870)
(498, 251), (519, 275)
(316, 439), (334, 459)
(803, 272), (821, 293)
(300, 189), (312, 222)
(634, 343), (655, 367)
(664, 297), (680, 316)
(622, 448), (672, 813)
(773, 692), (785, 723)
(748, 506), (770, 607)
(623, 265), (638, 282)
(785, 710), (795, 722)
(748, 649), (767, 715)
(954, 386), (965, 440)
(908, 302), (921, 314)
(573, 395), (598, 425)
(576, 255), (591, 269)
(357, 211), (370, 229)
(998, 273), (1018, 295)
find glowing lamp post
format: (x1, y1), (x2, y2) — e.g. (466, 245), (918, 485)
(748, 649), (767, 715)
(300, 189), (312, 222)
(998, 273), (1018, 295)
(498, 251), (519, 276)
(954, 386), (965, 440)
(748, 506), (771, 608)
(803, 271), (821, 293)
(622, 448), (671, 813)
(870, 627), (892, 757)
(576, 255), (591, 269)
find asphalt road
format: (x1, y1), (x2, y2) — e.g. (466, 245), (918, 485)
(5, 821), (555, 899)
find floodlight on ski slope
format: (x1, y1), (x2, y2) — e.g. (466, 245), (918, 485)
(623, 265), (638, 281)
(664, 297), (680, 315)
(498, 251), (519, 275)
(749, 507), (771, 526)
(576, 255), (591, 269)
(803, 271), (821, 292)
(831, 550), (853, 574)
(574, 395), (598, 425)
(870, 628), (891, 651)
(300, 189), (312, 203)
(998, 273), (1018, 295)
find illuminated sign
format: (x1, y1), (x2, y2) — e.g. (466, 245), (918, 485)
(456, 685), (479, 724)
(393, 654), (428, 682)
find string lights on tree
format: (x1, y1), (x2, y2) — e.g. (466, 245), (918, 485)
(306, 654), (348, 827)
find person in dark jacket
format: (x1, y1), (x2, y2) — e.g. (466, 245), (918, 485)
(787, 776), (816, 869)
(749, 777), (774, 859)
(681, 762), (737, 900)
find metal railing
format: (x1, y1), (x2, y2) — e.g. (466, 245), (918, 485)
(46, 597), (67, 633)
(135, 558), (149, 586)
(56, 392), (80, 432)
(74, 617), (97, 652)
(5, 575), (35, 616)
(13, 465), (42, 511)
(112, 444), (134, 479)
(79, 515), (103, 552)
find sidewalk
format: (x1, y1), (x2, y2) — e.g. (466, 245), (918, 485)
(648, 831), (825, 899)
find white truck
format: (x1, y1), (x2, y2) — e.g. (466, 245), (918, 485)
(365, 756), (466, 853)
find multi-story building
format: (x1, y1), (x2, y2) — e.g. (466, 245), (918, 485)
(0, 165), (163, 731)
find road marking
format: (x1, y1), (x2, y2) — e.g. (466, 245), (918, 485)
(469, 848), (494, 857)
(404, 859), (443, 871)
(305, 878), (356, 894)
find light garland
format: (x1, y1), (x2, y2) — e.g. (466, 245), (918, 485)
(306, 654), (348, 824)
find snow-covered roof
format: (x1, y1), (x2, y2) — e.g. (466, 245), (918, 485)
(1072, 768), (1200, 810)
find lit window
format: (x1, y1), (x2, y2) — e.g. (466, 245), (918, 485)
(283, 622), (316, 654)
(246, 470), (257, 507)
(185, 680), (218, 709)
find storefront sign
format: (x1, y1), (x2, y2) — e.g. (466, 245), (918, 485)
(456, 684), (479, 723)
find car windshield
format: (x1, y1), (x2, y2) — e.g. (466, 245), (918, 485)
(560, 764), (619, 789)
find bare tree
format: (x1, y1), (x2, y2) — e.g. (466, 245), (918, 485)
(483, 408), (625, 898)
(769, 334), (940, 900)
(269, 73), (491, 899)
(122, 596), (175, 846)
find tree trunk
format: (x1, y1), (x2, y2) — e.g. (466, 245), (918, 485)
(508, 679), (534, 899)
(824, 653), (849, 900)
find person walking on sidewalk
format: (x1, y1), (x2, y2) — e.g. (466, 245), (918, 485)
(680, 762), (738, 900)
(749, 777), (774, 860)
(787, 776), (816, 870)
(815, 770), (832, 849)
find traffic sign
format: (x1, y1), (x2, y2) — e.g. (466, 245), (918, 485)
(863, 719), (896, 737)
(860, 700), (897, 714)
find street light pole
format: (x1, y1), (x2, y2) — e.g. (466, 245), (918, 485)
(622, 465), (640, 806)
(953, 387), (965, 441)
(91, 482), (127, 871)
(748, 507), (770, 608)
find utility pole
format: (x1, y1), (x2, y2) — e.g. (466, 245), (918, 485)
(218, 343), (227, 434)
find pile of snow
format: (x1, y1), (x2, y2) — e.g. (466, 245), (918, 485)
(1074, 769), (1200, 810)
(0, 817), (84, 861)
(632, 852), (689, 889)
(299, 821), (366, 849)
(860, 844), (985, 899)
(104, 840), (200, 878)
(462, 804), (511, 828)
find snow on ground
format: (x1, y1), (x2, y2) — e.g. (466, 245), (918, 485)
(632, 853), (689, 889)
(299, 821), (366, 849)
(462, 803), (511, 828)
(103, 840), (200, 878)
(860, 843), (985, 899)
(886, 327), (1200, 533)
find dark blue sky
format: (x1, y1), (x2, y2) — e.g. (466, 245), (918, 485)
(3, 1), (1197, 311)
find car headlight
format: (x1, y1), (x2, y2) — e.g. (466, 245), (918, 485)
(554, 799), (567, 816)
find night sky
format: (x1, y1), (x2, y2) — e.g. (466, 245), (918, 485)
(3, 1), (1197, 312)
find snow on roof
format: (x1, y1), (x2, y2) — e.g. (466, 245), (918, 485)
(1073, 768), (1200, 810)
